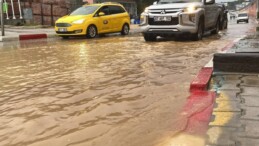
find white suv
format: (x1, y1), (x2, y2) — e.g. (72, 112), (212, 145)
(237, 13), (249, 23)
(140, 0), (223, 41)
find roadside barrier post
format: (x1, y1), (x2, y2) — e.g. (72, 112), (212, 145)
(0, 0), (4, 36)
(18, 0), (23, 19)
(257, 0), (259, 19)
(3, 0), (8, 19)
(10, 0), (15, 19)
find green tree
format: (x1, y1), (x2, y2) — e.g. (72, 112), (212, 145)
(136, 0), (156, 15)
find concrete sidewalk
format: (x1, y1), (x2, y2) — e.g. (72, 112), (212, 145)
(0, 24), (141, 42)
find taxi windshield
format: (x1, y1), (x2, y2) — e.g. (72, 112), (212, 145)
(70, 5), (100, 16)
(158, 0), (201, 4)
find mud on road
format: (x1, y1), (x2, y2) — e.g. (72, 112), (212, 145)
(0, 20), (256, 146)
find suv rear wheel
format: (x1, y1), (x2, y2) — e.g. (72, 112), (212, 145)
(143, 34), (157, 42)
(212, 19), (220, 34)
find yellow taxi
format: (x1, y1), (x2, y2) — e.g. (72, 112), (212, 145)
(55, 2), (130, 39)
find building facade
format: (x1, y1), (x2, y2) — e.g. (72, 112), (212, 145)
(5, 0), (137, 26)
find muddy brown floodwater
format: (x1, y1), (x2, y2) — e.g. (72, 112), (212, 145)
(0, 20), (256, 146)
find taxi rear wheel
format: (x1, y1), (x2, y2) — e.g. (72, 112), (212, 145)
(121, 24), (129, 35)
(86, 25), (97, 38)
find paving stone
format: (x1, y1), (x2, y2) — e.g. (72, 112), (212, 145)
(212, 75), (242, 84)
(206, 126), (236, 146)
(238, 120), (259, 138)
(221, 75), (243, 82)
(241, 75), (259, 87)
(209, 112), (241, 128)
(237, 138), (259, 146)
(214, 100), (240, 112)
(218, 84), (240, 90)
(240, 86), (259, 96)
(209, 78), (221, 91)
(235, 40), (259, 52)
(241, 107), (259, 121)
(216, 91), (240, 101)
(241, 95), (259, 107)
(209, 73), (259, 146)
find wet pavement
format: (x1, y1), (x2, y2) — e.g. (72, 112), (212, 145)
(228, 34), (259, 53)
(208, 74), (259, 146)
(206, 19), (259, 146)
(0, 19), (257, 146)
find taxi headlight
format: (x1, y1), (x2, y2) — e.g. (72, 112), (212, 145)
(72, 19), (85, 24)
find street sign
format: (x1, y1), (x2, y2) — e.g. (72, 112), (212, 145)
(23, 8), (33, 20)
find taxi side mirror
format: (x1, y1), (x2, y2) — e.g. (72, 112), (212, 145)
(99, 12), (105, 16)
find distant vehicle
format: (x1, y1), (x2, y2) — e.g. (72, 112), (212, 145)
(140, 0), (226, 41)
(237, 13), (249, 23)
(55, 2), (130, 39)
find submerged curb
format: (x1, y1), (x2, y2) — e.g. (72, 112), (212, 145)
(19, 34), (47, 40)
(0, 33), (57, 42)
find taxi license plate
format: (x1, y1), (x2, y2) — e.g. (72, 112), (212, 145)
(58, 28), (67, 32)
(154, 16), (171, 22)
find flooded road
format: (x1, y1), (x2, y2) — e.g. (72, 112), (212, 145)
(0, 20), (256, 146)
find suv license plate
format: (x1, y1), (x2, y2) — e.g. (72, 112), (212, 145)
(58, 28), (67, 32)
(154, 16), (171, 22)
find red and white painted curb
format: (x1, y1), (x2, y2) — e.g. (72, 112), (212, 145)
(19, 34), (48, 40)
(0, 33), (57, 42)
(180, 36), (244, 135)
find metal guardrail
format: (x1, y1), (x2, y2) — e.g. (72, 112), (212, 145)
(0, 0), (23, 36)
(4, 0), (23, 19)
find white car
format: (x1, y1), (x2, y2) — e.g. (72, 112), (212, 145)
(237, 13), (249, 23)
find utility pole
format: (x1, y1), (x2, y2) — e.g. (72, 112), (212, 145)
(0, 0), (4, 36)
(257, 0), (259, 19)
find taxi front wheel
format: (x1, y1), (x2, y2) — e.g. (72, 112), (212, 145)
(87, 25), (98, 38)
